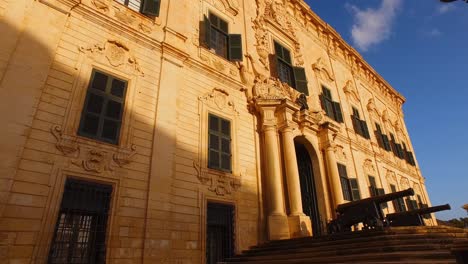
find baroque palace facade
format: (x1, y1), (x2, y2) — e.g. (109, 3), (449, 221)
(0, 0), (434, 263)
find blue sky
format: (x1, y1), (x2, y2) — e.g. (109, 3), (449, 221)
(305, 0), (468, 220)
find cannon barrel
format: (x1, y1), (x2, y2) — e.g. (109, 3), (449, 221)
(337, 188), (414, 213)
(388, 204), (451, 217)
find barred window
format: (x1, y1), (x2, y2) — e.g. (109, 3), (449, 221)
(78, 70), (127, 145)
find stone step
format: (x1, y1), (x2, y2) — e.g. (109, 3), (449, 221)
(246, 233), (465, 254)
(240, 239), (463, 259)
(226, 250), (455, 264)
(225, 227), (468, 264)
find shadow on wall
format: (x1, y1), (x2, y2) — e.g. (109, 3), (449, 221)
(0, 9), (261, 263)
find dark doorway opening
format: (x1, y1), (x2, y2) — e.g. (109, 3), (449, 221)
(295, 143), (322, 236)
(48, 179), (112, 264)
(206, 203), (235, 264)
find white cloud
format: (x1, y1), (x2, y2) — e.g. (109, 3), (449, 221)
(437, 5), (455, 15)
(347, 0), (402, 52)
(427, 28), (442, 37)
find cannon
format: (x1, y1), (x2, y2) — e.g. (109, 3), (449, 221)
(387, 203), (451, 227)
(327, 188), (415, 234)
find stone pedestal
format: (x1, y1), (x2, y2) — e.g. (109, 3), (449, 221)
(268, 215), (290, 240)
(288, 215), (312, 238)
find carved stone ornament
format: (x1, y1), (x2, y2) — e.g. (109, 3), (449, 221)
(386, 170), (397, 185)
(253, 77), (299, 101)
(312, 57), (334, 82)
(252, 0), (303, 70)
(77, 39), (144, 76)
(295, 94), (308, 111)
(208, 0), (240, 16)
(51, 125), (79, 156)
(400, 177), (410, 190)
(193, 161), (241, 196)
(363, 159), (376, 174)
(70, 144), (137, 174)
(198, 88), (239, 116)
(334, 144), (347, 161)
(343, 80), (360, 102)
(92, 0), (111, 12)
(366, 98), (380, 117)
(51, 125), (137, 174)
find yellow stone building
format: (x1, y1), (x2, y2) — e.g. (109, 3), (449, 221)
(0, 0), (434, 263)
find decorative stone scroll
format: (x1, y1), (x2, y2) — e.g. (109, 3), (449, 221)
(386, 170), (397, 185)
(343, 80), (360, 102)
(193, 161), (241, 196)
(76, 39), (144, 76)
(208, 0), (240, 16)
(51, 125), (137, 174)
(367, 98), (380, 118)
(363, 159), (376, 175)
(312, 57), (334, 82)
(334, 145), (347, 162)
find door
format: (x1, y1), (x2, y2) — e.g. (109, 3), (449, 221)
(48, 179), (112, 264)
(295, 143), (322, 236)
(206, 203), (234, 264)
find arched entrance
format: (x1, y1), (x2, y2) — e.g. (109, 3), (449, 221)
(294, 142), (322, 236)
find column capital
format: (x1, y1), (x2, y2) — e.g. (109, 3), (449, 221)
(277, 99), (300, 130)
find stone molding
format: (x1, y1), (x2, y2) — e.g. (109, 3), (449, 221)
(312, 57), (334, 82)
(193, 161), (241, 196)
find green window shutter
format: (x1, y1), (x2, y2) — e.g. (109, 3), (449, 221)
(269, 54), (278, 78)
(204, 15), (211, 48)
(349, 178), (361, 201)
(352, 116), (362, 136)
(141, 0), (161, 16)
(228, 34), (243, 61)
(361, 120), (370, 139)
(293, 67), (308, 95)
(333, 102), (343, 123)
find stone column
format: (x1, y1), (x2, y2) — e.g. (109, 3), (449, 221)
(320, 122), (344, 212)
(277, 101), (312, 237)
(324, 143), (344, 208)
(257, 101), (290, 240)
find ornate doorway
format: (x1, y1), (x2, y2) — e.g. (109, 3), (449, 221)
(295, 143), (322, 236)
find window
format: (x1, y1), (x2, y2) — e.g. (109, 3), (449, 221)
(375, 123), (391, 151)
(389, 134), (406, 160)
(320, 86), (343, 123)
(203, 13), (243, 61)
(351, 107), (370, 139)
(271, 41), (308, 95)
(368, 175), (378, 197)
(208, 114), (231, 172)
(405, 198), (419, 211)
(115, 0), (161, 16)
(390, 184), (406, 212)
(337, 164), (360, 201)
(78, 70), (127, 145)
(48, 179), (112, 264)
(402, 143), (416, 166)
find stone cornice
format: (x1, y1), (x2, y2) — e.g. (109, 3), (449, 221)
(286, 0), (406, 109)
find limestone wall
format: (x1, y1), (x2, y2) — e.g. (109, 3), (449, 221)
(0, 0), (434, 263)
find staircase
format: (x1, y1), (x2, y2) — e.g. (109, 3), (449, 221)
(225, 226), (468, 264)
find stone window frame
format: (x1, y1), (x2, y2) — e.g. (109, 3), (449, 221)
(39, 171), (120, 263)
(65, 54), (140, 150)
(198, 88), (240, 178)
(115, 0), (161, 17)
